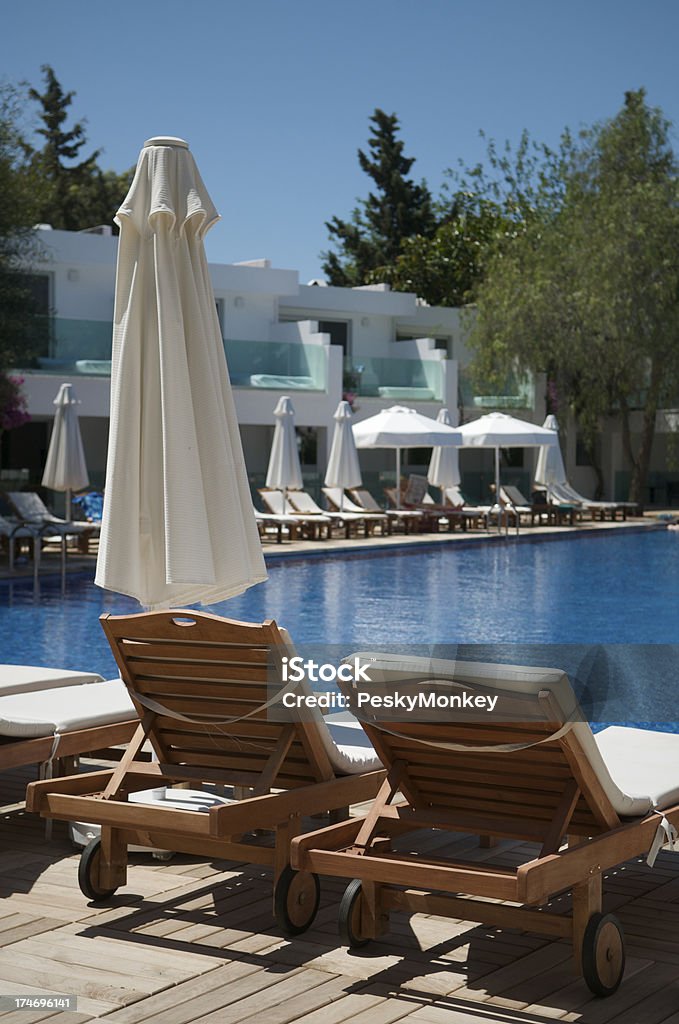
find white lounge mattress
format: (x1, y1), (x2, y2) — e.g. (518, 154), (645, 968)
(0, 665), (103, 697)
(0, 680), (136, 738)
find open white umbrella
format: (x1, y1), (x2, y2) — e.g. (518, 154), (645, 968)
(457, 412), (557, 529)
(96, 136), (267, 609)
(353, 405), (462, 508)
(535, 414), (567, 488)
(324, 400), (362, 511)
(265, 396), (303, 503)
(41, 382), (89, 516)
(427, 408), (461, 490)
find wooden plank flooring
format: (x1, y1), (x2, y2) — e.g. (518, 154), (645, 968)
(1, 766), (679, 1023)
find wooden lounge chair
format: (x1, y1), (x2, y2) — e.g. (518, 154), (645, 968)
(8, 490), (99, 552)
(388, 475), (466, 533)
(286, 490), (369, 539)
(321, 488), (389, 535)
(441, 486), (490, 529)
(0, 676), (138, 775)
(546, 482), (629, 522)
(349, 487), (422, 535)
(258, 489), (330, 540)
(287, 654), (679, 997)
(26, 611), (384, 929)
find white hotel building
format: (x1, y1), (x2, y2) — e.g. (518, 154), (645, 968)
(4, 226), (676, 507)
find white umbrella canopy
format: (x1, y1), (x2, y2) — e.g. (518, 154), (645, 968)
(41, 382), (89, 515)
(353, 405), (462, 508)
(427, 408), (461, 490)
(457, 412), (558, 518)
(265, 396), (303, 494)
(535, 414), (568, 488)
(95, 136), (267, 610)
(324, 400), (362, 511)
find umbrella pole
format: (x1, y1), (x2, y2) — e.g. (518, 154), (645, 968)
(495, 446), (502, 534)
(395, 448), (401, 509)
(65, 488), (72, 522)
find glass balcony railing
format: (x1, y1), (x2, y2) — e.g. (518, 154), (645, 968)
(225, 339), (327, 391)
(458, 367), (534, 411)
(346, 357), (443, 402)
(19, 319), (328, 390)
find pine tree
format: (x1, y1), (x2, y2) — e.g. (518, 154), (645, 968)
(27, 65), (133, 231)
(322, 109), (436, 286)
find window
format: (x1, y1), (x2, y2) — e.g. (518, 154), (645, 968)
(318, 320), (350, 360)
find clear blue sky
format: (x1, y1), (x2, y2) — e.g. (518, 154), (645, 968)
(4, 0), (679, 282)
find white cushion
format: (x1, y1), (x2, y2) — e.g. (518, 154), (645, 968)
(0, 665), (103, 697)
(594, 726), (679, 812)
(0, 680), (136, 738)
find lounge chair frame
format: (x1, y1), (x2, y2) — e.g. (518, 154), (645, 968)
(27, 611), (384, 918)
(289, 677), (679, 995)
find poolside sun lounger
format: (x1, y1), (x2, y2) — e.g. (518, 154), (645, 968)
(441, 486), (490, 529)
(546, 482), (629, 521)
(321, 489), (389, 534)
(288, 654), (679, 997)
(254, 509), (301, 544)
(287, 490), (371, 539)
(258, 489), (331, 540)
(0, 678), (138, 773)
(348, 487), (422, 535)
(27, 611), (384, 928)
(7, 490), (99, 552)
(0, 664), (103, 696)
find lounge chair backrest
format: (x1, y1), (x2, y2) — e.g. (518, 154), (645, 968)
(287, 491), (323, 515)
(100, 610), (340, 790)
(259, 489), (294, 516)
(443, 485), (465, 507)
(8, 491), (51, 522)
(322, 488), (368, 515)
(501, 485), (530, 507)
(350, 488), (382, 512)
(337, 653), (651, 832)
(404, 474), (429, 506)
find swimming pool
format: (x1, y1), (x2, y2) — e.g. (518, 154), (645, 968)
(1, 526), (677, 669)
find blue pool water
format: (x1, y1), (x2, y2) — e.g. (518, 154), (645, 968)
(1, 529), (678, 722)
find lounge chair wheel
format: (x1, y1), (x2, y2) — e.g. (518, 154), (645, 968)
(582, 912), (625, 997)
(338, 879), (371, 949)
(78, 838), (118, 902)
(274, 866), (320, 935)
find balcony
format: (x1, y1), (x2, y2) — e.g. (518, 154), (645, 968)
(225, 339), (327, 391)
(458, 367), (534, 412)
(20, 320), (329, 392)
(347, 357), (444, 402)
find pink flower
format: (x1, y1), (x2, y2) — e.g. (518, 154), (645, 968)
(0, 374), (31, 432)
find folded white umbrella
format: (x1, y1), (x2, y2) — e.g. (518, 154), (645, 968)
(265, 396), (303, 500)
(457, 412), (557, 529)
(427, 408), (461, 490)
(353, 405), (462, 508)
(41, 383), (89, 516)
(535, 414), (568, 488)
(96, 137), (267, 609)
(324, 400), (362, 511)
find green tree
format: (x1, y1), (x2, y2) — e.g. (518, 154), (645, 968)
(372, 192), (506, 305)
(468, 90), (679, 503)
(27, 65), (133, 231)
(322, 109), (436, 286)
(0, 83), (45, 374)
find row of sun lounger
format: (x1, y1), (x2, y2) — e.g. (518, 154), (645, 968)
(6, 608), (677, 998)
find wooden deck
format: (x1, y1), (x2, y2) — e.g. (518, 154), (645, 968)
(1, 765), (679, 1024)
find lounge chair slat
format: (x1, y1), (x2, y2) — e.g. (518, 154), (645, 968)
(119, 641), (271, 663)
